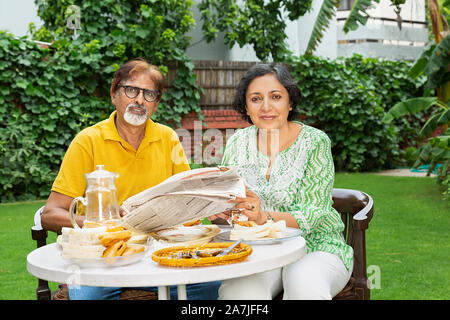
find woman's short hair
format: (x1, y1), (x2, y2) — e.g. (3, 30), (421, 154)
(110, 57), (164, 101)
(232, 63), (301, 124)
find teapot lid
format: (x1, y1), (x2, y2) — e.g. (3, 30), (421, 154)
(85, 165), (118, 180)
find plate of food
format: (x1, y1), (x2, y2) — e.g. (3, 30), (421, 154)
(216, 220), (302, 245)
(150, 224), (221, 245)
(151, 242), (252, 267)
(57, 226), (148, 267)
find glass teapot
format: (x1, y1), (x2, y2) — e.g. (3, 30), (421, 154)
(69, 165), (121, 228)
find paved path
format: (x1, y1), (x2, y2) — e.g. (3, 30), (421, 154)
(375, 168), (437, 177)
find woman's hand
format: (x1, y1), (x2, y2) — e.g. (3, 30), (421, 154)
(228, 186), (266, 225)
(208, 211), (232, 222)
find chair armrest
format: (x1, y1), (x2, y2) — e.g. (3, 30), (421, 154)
(351, 195), (373, 298)
(353, 193), (373, 222)
(332, 188), (374, 299)
(351, 226), (369, 294)
(31, 206), (48, 248)
(30, 206), (52, 300)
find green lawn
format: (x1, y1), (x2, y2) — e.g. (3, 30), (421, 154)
(334, 173), (449, 300)
(0, 173), (448, 300)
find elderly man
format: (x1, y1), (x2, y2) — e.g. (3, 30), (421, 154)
(42, 57), (220, 300)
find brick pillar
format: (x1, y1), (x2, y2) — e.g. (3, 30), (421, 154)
(178, 109), (250, 165)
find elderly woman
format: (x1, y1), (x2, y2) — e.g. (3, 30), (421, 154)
(213, 63), (353, 299)
(42, 57), (221, 300)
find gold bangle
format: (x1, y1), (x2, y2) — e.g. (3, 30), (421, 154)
(265, 211), (274, 222)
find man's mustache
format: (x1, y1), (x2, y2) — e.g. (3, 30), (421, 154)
(126, 104), (147, 112)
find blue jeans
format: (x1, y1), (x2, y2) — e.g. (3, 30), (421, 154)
(68, 281), (221, 300)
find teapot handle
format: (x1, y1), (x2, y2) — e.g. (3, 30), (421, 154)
(69, 196), (85, 229)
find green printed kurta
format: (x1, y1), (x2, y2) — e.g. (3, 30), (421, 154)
(221, 122), (353, 270)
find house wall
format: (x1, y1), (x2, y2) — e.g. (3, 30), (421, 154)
(336, 0), (427, 60)
(0, 0), (43, 37)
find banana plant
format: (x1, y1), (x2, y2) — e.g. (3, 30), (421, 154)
(305, 0), (341, 54)
(305, 0), (449, 197)
(382, 33), (449, 195)
(306, 0), (447, 53)
(306, 0), (381, 54)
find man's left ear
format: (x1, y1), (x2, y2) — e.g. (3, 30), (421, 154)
(110, 89), (117, 106)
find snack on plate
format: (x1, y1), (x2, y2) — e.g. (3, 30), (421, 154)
(128, 232), (149, 244)
(152, 242), (252, 267)
(102, 240), (127, 258)
(123, 245), (145, 256)
(59, 242), (106, 259)
(59, 226), (145, 260)
(150, 225), (220, 245)
(230, 220), (287, 240)
(58, 227), (107, 259)
(235, 221), (257, 227)
(183, 219), (201, 227)
(105, 226), (125, 233)
(98, 230), (132, 246)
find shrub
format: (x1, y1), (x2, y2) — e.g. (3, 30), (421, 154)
(291, 55), (401, 172)
(343, 55), (427, 151)
(0, 0), (202, 201)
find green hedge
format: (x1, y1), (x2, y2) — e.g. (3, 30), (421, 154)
(291, 54), (425, 172)
(0, 0), (202, 202)
(0, 34), (425, 201)
(0, 33), (104, 201)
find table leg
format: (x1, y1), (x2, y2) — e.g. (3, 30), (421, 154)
(158, 286), (170, 300)
(177, 284), (187, 300)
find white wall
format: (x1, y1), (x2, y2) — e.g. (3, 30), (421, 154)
(0, 0), (43, 37)
(296, 0), (338, 59)
(368, 0), (426, 21)
(336, 0), (427, 60)
(185, 2), (233, 61)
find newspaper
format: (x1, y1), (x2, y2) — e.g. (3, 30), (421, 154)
(120, 167), (245, 233)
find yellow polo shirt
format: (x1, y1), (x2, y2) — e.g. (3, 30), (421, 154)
(52, 111), (190, 204)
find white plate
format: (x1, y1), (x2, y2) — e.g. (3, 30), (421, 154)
(61, 244), (148, 268)
(216, 227), (302, 245)
(150, 225), (221, 245)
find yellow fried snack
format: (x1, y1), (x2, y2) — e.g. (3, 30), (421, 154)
(183, 219), (201, 227)
(122, 245), (145, 256)
(235, 221), (256, 227)
(102, 240), (127, 257)
(106, 226), (125, 232)
(98, 230), (132, 247)
(152, 242), (252, 267)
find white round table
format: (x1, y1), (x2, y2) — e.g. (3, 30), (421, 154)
(27, 235), (306, 300)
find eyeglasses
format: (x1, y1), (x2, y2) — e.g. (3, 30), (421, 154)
(118, 85), (160, 102)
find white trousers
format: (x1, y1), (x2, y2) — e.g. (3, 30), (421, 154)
(219, 251), (352, 300)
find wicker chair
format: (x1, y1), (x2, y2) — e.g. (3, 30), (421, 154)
(31, 187), (373, 300)
(331, 188), (374, 300)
